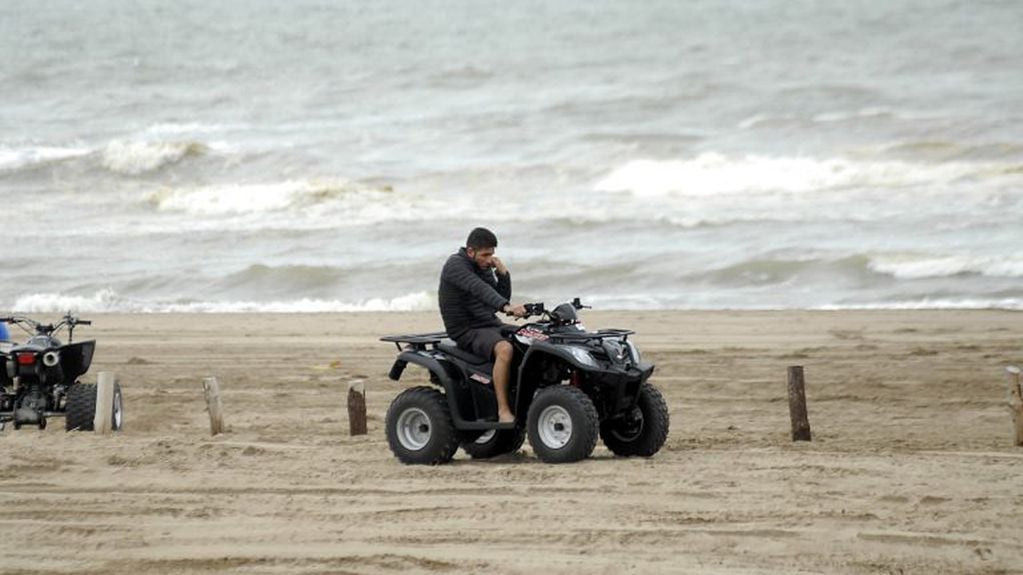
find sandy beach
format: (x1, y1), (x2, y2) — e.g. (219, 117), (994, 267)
(6, 2), (1022, 573)
(2, 310), (1022, 574)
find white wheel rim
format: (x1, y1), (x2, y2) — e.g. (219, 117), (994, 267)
(112, 391), (123, 429)
(537, 405), (572, 449)
(396, 407), (431, 451)
(475, 429), (497, 444)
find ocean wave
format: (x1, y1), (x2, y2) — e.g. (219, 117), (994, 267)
(737, 108), (930, 131)
(220, 264), (348, 294)
(868, 254), (1023, 279)
(817, 298), (1023, 311)
(9, 289), (435, 313)
(145, 179), (393, 216)
(10, 288), (127, 313)
(812, 107), (897, 123)
(0, 145), (91, 173)
(690, 255), (881, 288)
(695, 253), (1023, 286)
(143, 122), (229, 136)
(874, 140), (1023, 162)
(593, 153), (1014, 197)
(0, 139), (216, 178)
(101, 139), (207, 175)
(735, 114), (773, 130)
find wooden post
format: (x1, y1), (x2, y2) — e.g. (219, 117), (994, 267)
(203, 377), (225, 436)
(1007, 366), (1023, 447)
(347, 380), (367, 436)
(94, 371), (116, 434)
(787, 366), (812, 441)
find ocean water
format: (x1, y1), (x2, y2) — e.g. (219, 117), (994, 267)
(2, 0), (1022, 312)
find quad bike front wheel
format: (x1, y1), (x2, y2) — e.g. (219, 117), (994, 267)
(527, 385), (599, 463)
(65, 382), (124, 432)
(600, 383), (669, 457)
(460, 427), (526, 459)
(385, 386), (459, 465)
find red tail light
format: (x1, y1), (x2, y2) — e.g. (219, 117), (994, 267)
(17, 353), (36, 366)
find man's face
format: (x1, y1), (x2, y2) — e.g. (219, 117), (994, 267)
(467, 247), (496, 270)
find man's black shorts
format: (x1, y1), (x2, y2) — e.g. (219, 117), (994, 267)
(454, 327), (506, 360)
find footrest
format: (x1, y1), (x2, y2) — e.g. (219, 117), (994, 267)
(458, 419), (519, 431)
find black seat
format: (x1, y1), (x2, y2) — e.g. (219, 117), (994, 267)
(437, 339), (491, 366)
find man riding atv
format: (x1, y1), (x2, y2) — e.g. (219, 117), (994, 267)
(438, 227), (527, 424)
(380, 227), (668, 464)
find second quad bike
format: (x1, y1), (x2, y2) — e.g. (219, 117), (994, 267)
(0, 314), (123, 432)
(381, 299), (669, 464)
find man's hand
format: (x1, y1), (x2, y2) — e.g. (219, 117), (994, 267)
(502, 303), (527, 318)
(491, 256), (509, 275)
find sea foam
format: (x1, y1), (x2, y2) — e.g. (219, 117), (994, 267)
(0, 145), (90, 172)
(868, 254), (1023, 279)
(10, 289), (435, 313)
(101, 140), (206, 175)
(593, 153), (1005, 197)
(145, 179), (391, 216)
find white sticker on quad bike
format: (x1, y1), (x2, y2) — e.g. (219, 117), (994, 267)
(470, 373), (492, 385)
(516, 327), (548, 341)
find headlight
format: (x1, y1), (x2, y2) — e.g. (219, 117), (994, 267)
(566, 346), (600, 368)
(602, 340), (622, 361)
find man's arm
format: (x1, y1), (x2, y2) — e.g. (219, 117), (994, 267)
(442, 256), (509, 310)
(492, 256), (512, 300)
(495, 272), (511, 300)
(490, 257), (523, 316)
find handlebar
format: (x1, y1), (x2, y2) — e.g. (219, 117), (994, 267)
(507, 299), (590, 320)
(523, 303), (545, 318)
(0, 313), (91, 337)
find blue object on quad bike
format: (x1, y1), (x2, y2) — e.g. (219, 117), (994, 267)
(380, 297), (669, 465)
(0, 322), (9, 341)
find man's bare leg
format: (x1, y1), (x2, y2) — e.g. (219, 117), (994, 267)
(493, 340), (515, 423)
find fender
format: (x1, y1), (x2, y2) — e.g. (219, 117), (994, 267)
(514, 340), (652, 417)
(59, 340), (95, 382)
(512, 341), (594, 416)
(388, 350), (483, 429)
(390, 349), (460, 390)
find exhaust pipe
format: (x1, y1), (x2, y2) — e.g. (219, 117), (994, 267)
(42, 351), (60, 367)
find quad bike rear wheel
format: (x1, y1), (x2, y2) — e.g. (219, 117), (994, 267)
(386, 386), (459, 465)
(527, 385), (599, 463)
(599, 383), (669, 457)
(460, 427), (526, 459)
(65, 382), (124, 432)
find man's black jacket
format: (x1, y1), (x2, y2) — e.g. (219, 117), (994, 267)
(438, 248), (511, 340)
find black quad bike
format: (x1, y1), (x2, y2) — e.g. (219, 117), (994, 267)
(381, 298), (669, 464)
(0, 314), (123, 432)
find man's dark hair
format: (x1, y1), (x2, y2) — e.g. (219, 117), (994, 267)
(466, 227), (498, 250)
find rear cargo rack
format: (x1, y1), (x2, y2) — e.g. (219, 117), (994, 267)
(380, 332), (449, 351)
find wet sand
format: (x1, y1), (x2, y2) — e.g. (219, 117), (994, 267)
(2, 310), (1022, 574)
